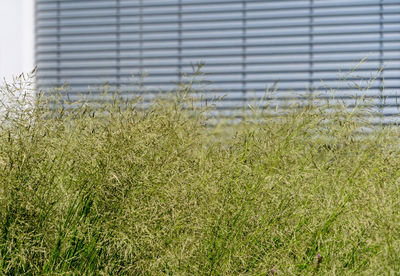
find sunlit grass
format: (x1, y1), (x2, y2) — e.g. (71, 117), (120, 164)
(0, 71), (400, 275)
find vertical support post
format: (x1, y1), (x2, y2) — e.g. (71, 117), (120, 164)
(309, 0), (314, 94)
(116, 0), (120, 89)
(379, 0), (384, 115)
(178, 0), (182, 85)
(139, 0), (143, 77)
(34, 0), (38, 87)
(56, 1), (60, 88)
(242, 0), (247, 105)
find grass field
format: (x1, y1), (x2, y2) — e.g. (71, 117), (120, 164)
(1, 73), (400, 275)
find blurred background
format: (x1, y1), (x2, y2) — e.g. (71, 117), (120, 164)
(1, 0), (400, 124)
(0, 0), (34, 83)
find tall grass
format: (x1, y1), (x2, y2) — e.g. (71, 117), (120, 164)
(1, 72), (400, 275)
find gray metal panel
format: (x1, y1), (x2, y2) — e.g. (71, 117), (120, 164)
(35, 0), (400, 123)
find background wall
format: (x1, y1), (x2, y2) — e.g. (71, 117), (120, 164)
(34, 0), (400, 125)
(0, 0), (35, 83)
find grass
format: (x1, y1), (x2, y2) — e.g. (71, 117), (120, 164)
(1, 72), (400, 275)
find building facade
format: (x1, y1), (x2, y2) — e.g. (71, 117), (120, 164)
(35, 0), (400, 123)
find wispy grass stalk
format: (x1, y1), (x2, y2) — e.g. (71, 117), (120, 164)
(0, 69), (400, 274)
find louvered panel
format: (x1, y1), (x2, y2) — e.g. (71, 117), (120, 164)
(35, 0), (400, 124)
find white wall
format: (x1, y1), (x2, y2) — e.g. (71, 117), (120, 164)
(0, 0), (35, 83)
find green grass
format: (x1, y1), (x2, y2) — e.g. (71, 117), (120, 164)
(1, 72), (400, 275)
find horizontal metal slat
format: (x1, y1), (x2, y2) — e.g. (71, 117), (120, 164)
(203, 104), (400, 111)
(37, 92), (400, 104)
(36, 37), (400, 55)
(36, 18), (400, 38)
(37, 88), (400, 100)
(37, 86), (400, 95)
(36, 66), (399, 79)
(41, 101), (399, 113)
(34, 0), (399, 15)
(35, 8), (400, 29)
(35, 45), (400, 62)
(35, 26), (400, 46)
(36, 75), (395, 86)
(36, 20), (400, 38)
(35, 56), (400, 71)
(36, 0), (297, 11)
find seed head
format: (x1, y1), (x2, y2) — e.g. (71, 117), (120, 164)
(269, 267), (276, 275)
(317, 254), (323, 264)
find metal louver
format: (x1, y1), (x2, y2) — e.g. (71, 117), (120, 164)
(35, 0), (400, 124)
